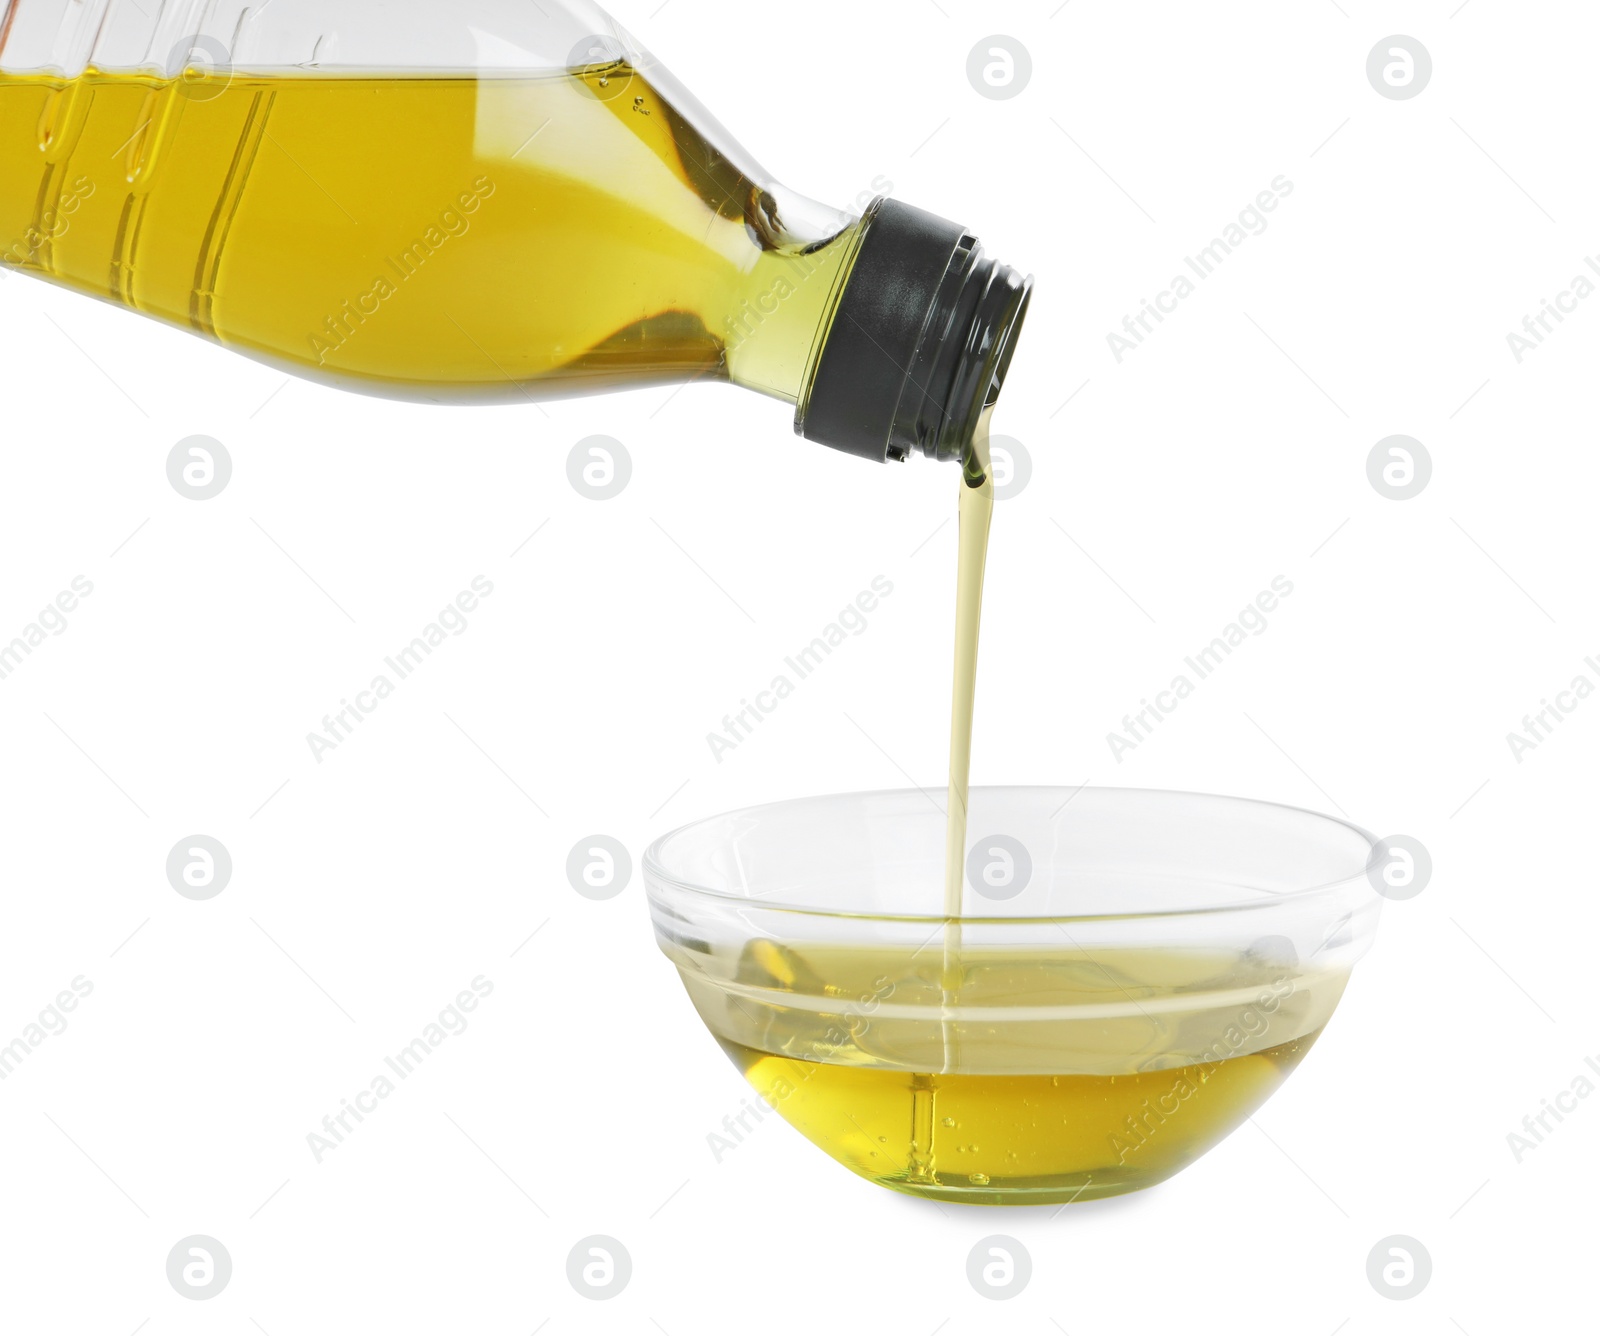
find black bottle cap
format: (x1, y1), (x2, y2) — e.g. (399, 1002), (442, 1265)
(797, 198), (1032, 464)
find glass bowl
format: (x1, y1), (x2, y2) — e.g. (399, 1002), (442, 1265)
(644, 786), (1381, 1205)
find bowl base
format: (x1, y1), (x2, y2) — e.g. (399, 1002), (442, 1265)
(876, 1169), (1167, 1206)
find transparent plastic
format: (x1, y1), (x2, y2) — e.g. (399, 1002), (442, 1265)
(0, 0), (866, 407)
(645, 786), (1381, 1204)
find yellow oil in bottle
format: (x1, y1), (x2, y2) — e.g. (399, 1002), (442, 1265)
(0, 64), (860, 402)
(700, 941), (1346, 1204)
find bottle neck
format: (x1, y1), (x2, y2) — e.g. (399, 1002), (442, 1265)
(795, 198), (1032, 464)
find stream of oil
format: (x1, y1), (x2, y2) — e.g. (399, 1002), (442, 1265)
(925, 403), (995, 1147)
(893, 405), (998, 1184)
(943, 404), (995, 923)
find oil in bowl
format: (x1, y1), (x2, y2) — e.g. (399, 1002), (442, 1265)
(645, 786), (1380, 1205)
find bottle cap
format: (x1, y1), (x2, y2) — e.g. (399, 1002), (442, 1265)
(798, 198), (1032, 463)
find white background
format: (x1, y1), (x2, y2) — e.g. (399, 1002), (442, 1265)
(1, 1), (1593, 1331)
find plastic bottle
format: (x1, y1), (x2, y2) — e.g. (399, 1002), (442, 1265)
(0, 0), (1031, 462)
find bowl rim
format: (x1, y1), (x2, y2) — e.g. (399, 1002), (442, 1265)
(641, 784), (1381, 926)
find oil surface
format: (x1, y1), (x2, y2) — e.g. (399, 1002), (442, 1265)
(702, 940), (1346, 1203)
(0, 66), (857, 401)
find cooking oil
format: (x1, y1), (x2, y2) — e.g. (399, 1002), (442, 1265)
(710, 941), (1347, 1204)
(944, 406), (995, 920)
(0, 63), (860, 402)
